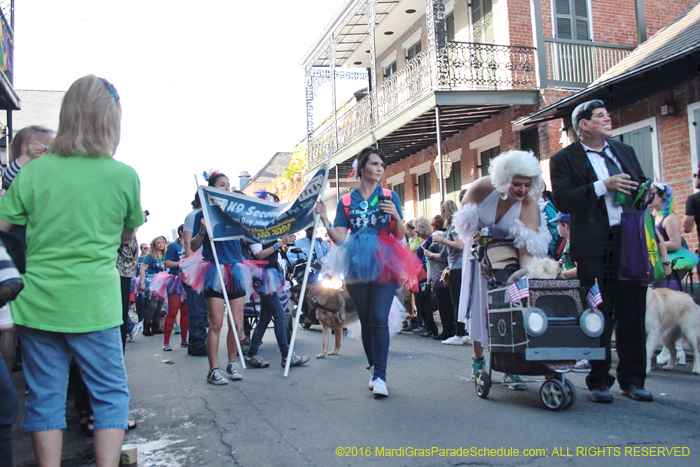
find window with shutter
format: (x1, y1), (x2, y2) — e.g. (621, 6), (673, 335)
(446, 12), (455, 42)
(555, 0), (590, 41)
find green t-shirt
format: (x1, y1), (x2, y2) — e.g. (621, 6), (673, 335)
(0, 154), (144, 332)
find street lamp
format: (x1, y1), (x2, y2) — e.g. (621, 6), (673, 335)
(433, 152), (453, 180)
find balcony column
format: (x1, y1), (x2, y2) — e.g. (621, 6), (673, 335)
(366, 0), (378, 127)
(435, 106), (445, 202)
(305, 68), (314, 136)
(425, 0), (448, 89)
(329, 39), (339, 151)
(530, 0), (548, 88)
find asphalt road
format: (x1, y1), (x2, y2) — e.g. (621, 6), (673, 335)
(11, 320), (700, 467)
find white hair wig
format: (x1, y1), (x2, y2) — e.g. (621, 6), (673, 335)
(489, 150), (543, 200)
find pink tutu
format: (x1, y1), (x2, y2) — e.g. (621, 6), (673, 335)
(180, 255), (260, 301)
(149, 271), (185, 300)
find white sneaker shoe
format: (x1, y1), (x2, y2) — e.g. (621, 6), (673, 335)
(442, 336), (465, 345)
(372, 378), (388, 397)
(226, 362), (243, 380)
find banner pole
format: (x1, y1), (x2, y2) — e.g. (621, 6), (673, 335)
(198, 186), (247, 370)
(284, 150), (333, 377)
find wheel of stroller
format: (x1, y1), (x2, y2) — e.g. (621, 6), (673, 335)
(540, 379), (569, 411)
(285, 312), (293, 343)
(474, 370), (491, 399)
(563, 378), (577, 409)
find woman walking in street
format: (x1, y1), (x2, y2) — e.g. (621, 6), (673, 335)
(316, 147), (422, 397)
(181, 172), (256, 385)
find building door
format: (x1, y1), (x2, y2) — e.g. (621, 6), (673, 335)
(418, 173), (431, 218)
(611, 126), (655, 179)
(446, 161), (462, 204)
(480, 146), (501, 176)
(471, 0), (495, 86)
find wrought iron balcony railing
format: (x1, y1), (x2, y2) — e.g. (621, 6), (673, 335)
(446, 42), (537, 90)
(307, 42), (537, 167)
(543, 38), (634, 87)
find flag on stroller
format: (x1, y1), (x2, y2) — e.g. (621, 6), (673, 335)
(586, 282), (603, 309)
(506, 276), (529, 304)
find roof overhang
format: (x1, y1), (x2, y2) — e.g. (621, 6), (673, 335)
(314, 89), (539, 179)
(514, 45), (700, 128)
(0, 72), (20, 110)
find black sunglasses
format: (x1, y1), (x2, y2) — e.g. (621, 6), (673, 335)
(694, 174), (699, 178)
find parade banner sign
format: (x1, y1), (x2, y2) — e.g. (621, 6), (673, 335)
(199, 168), (326, 243)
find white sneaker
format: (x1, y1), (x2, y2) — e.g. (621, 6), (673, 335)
(442, 336), (465, 345)
(226, 362), (243, 380)
(372, 378), (388, 397)
(128, 322), (143, 342)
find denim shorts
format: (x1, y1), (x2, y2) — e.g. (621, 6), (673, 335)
(17, 325), (130, 432)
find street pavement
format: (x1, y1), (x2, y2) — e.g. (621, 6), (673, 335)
(10, 319), (700, 467)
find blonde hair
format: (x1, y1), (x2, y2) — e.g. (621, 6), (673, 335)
(148, 237), (166, 258)
(441, 200), (459, 227)
(10, 126), (55, 162)
(489, 150), (543, 200)
(50, 75), (122, 157)
(413, 216), (432, 238)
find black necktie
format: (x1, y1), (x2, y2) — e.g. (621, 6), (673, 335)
(587, 147), (621, 177)
(587, 147), (634, 212)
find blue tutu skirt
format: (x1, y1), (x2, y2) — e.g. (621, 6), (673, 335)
(325, 227), (424, 291)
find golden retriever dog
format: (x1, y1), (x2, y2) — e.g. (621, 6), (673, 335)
(305, 283), (358, 359)
(645, 287), (700, 375)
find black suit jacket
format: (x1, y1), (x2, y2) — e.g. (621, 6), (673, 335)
(549, 139), (647, 261)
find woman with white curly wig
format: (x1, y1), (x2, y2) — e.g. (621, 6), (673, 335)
(453, 150), (550, 387)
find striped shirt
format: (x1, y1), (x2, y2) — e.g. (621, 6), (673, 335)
(2, 160), (22, 190)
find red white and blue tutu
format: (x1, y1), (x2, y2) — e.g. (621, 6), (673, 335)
(325, 227), (425, 291)
(133, 276), (160, 299)
(257, 268), (286, 297)
(149, 271), (186, 301)
(179, 255), (259, 301)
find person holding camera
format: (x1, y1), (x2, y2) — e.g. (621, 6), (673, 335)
(315, 147), (422, 397)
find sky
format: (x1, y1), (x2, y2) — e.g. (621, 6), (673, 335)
(11, 0), (348, 242)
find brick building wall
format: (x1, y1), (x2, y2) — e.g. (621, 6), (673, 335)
(606, 77), (700, 249)
(645, 0), (698, 37)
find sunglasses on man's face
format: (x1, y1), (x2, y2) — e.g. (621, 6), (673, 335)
(694, 173), (699, 178)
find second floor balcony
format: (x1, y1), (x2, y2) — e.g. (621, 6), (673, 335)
(307, 41), (538, 168)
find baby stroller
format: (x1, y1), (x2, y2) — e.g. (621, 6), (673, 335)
(473, 240), (606, 411)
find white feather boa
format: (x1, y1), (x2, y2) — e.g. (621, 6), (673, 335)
(510, 212), (552, 258)
(453, 203), (480, 239)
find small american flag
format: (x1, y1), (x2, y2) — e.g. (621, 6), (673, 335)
(586, 282), (603, 309)
(506, 276), (529, 304)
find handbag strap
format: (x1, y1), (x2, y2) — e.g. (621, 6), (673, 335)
(447, 250), (462, 270)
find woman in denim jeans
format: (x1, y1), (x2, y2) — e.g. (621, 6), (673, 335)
(316, 147), (422, 398)
(0, 75), (143, 466)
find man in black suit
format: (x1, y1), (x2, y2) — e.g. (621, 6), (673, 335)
(549, 100), (671, 403)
